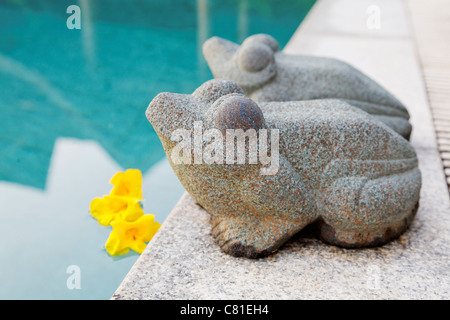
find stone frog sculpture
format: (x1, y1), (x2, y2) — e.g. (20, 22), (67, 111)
(202, 34), (412, 140)
(146, 79), (421, 258)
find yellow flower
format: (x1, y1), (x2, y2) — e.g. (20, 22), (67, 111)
(90, 169), (160, 256)
(109, 169), (143, 200)
(90, 195), (144, 226)
(90, 169), (144, 226)
(105, 214), (161, 256)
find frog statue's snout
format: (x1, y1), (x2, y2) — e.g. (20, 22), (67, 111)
(202, 36), (237, 70)
(146, 92), (193, 141)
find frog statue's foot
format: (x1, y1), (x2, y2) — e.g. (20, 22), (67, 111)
(315, 164), (422, 248)
(210, 215), (301, 258)
(317, 201), (419, 248)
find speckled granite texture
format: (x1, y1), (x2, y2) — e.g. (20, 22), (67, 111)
(112, 0), (450, 299)
(146, 79), (421, 258)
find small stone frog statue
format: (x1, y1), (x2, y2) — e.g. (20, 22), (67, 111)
(146, 79), (421, 258)
(202, 34), (412, 140)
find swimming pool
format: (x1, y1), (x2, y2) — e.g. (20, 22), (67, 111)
(0, 0), (315, 299)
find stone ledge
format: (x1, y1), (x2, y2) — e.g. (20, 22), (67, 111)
(113, 189), (449, 299)
(112, 0), (450, 299)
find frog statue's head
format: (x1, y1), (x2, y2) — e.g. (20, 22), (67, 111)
(202, 34), (279, 92)
(145, 79), (269, 165)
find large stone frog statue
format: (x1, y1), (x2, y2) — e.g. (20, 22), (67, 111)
(146, 79), (421, 258)
(202, 34), (412, 140)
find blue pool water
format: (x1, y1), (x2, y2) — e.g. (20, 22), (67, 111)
(0, 0), (315, 299)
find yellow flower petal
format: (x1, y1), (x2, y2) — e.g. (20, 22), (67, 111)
(104, 230), (130, 256)
(110, 169), (142, 200)
(105, 215), (161, 256)
(90, 195), (144, 226)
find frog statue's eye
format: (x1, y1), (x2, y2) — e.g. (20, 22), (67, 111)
(236, 34), (279, 73)
(206, 94), (266, 132)
(236, 43), (274, 73)
(192, 79), (244, 104)
(242, 34), (280, 53)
